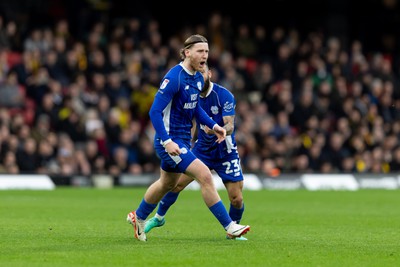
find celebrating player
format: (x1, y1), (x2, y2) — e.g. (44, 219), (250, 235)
(145, 62), (248, 240)
(126, 34), (250, 242)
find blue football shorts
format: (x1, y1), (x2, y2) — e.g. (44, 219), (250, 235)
(194, 150), (244, 183)
(154, 137), (197, 173)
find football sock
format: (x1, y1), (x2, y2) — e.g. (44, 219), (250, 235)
(229, 202), (244, 224)
(136, 199), (157, 220)
(157, 191), (180, 216)
(209, 200), (232, 229)
(155, 213), (164, 220)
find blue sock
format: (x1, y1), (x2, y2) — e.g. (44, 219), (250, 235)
(209, 201), (232, 229)
(157, 191), (180, 216)
(136, 199), (157, 220)
(229, 203), (244, 224)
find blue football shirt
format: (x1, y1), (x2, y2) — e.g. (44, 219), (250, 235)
(149, 63), (217, 145)
(194, 82), (239, 160)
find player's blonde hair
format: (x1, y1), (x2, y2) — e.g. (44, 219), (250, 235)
(180, 34), (208, 60)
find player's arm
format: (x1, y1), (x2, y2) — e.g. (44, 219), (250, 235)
(203, 115), (234, 135)
(222, 115), (235, 135)
(149, 78), (181, 155)
(149, 96), (170, 142)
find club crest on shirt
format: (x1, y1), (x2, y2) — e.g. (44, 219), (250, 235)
(180, 147), (188, 154)
(197, 81), (202, 90)
(211, 106), (219, 115)
(160, 79), (169, 89)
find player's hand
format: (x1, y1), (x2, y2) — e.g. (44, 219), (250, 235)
(165, 141), (181, 156)
(213, 125), (226, 143)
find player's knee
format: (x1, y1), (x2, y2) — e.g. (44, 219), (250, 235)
(161, 180), (178, 191)
(196, 172), (213, 186)
(172, 184), (185, 192)
(230, 195), (243, 208)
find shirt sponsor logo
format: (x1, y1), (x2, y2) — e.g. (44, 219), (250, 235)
(184, 102), (197, 109)
(223, 102), (234, 112)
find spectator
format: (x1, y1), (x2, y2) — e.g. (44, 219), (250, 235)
(0, 7), (400, 176)
(0, 70), (25, 109)
(16, 137), (37, 173)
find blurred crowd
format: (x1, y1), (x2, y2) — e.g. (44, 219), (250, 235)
(0, 10), (400, 178)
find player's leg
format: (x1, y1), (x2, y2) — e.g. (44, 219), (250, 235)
(185, 158), (222, 206)
(145, 174), (195, 233)
(127, 169), (180, 241)
(185, 158), (250, 238)
(210, 154), (245, 224)
(212, 156), (248, 240)
(224, 181), (247, 240)
(225, 181), (244, 223)
(157, 173), (195, 216)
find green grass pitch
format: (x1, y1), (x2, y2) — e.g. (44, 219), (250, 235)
(1, 187), (399, 267)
